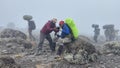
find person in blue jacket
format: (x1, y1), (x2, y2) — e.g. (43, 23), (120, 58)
(59, 21), (71, 38)
(56, 20), (72, 57)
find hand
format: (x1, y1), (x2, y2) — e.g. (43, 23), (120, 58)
(53, 27), (57, 30)
(53, 27), (59, 32)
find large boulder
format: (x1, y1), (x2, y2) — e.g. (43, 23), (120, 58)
(103, 41), (120, 55)
(0, 29), (27, 40)
(62, 36), (98, 64)
(0, 57), (20, 68)
(0, 38), (32, 54)
(0, 29), (32, 54)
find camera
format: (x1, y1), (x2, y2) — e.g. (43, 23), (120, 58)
(56, 27), (60, 30)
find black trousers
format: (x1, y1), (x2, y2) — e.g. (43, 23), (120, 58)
(28, 29), (35, 41)
(57, 43), (72, 56)
(38, 32), (56, 51)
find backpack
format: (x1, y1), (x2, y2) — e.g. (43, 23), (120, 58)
(65, 18), (79, 39)
(66, 24), (75, 41)
(29, 21), (36, 30)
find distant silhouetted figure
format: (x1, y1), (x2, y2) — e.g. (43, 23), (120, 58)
(92, 24), (100, 43)
(115, 29), (119, 40)
(23, 15), (36, 41)
(103, 24), (115, 41)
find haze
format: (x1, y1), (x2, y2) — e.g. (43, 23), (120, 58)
(0, 0), (120, 35)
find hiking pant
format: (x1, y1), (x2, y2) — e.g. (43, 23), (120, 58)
(94, 34), (98, 42)
(58, 37), (72, 45)
(57, 37), (71, 55)
(28, 29), (35, 41)
(37, 32), (56, 52)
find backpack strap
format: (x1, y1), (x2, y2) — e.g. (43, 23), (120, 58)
(66, 24), (75, 42)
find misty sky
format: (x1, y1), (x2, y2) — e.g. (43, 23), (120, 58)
(0, 0), (120, 35)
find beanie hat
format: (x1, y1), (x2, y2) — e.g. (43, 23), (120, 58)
(59, 21), (64, 26)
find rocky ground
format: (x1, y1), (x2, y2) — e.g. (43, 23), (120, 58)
(0, 29), (120, 68)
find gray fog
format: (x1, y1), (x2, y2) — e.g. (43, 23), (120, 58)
(0, 0), (120, 35)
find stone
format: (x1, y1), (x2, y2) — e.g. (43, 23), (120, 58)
(0, 57), (20, 68)
(23, 15), (33, 20)
(62, 35), (98, 64)
(0, 29), (27, 40)
(103, 41), (120, 55)
(0, 29), (32, 54)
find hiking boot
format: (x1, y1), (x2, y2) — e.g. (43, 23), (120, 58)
(34, 52), (42, 56)
(57, 45), (63, 55)
(34, 50), (42, 56)
(54, 55), (60, 59)
(25, 52), (34, 56)
(51, 51), (56, 55)
(54, 55), (63, 61)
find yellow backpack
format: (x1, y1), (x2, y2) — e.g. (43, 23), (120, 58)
(65, 18), (79, 39)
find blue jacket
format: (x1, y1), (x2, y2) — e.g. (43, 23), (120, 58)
(61, 24), (71, 38)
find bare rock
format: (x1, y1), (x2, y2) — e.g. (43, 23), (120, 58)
(0, 57), (20, 68)
(0, 29), (32, 54)
(0, 29), (27, 40)
(103, 41), (120, 55)
(63, 35), (98, 64)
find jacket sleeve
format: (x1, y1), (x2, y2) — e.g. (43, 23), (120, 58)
(46, 22), (54, 31)
(62, 25), (70, 35)
(61, 25), (70, 38)
(54, 25), (59, 33)
(61, 32), (66, 38)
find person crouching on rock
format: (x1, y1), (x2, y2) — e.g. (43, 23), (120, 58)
(35, 18), (59, 56)
(55, 21), (73, 58)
